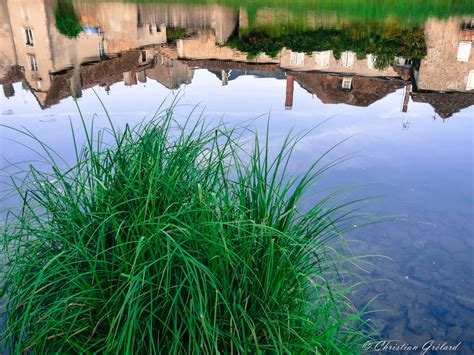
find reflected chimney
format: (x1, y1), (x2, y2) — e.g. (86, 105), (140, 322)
(137, 71), (147, 83)
(285, 74), (294, 110)
(401, 68), (411, 81)
(71, 63), (82, 98)
(131, 71), (138, 85)
(3, 83), (15, 99)
(221, 70), (228, 86)
(402, 84), (412, 113)
(123, 71), (137, 86)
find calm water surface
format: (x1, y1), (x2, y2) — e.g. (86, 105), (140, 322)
(1, 1), (473, 353)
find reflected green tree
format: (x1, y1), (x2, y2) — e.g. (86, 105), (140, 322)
(55, 0), (82, 38)
(166, 28), (188, 42)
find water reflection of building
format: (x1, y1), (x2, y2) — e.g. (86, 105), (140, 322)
(3, 0), (107, 104)
(412, 17), (474, 118)
(415, 18), (473, 92)
(279, 50), (402, 78)
(0, 0), (18, 98)
(34, 51), (152, 108)
(168, 16), (473, 115)
(135, 4), (237, 45)
(291, 73), (406, 107)
(0, 0), (235, 107)
(0, 1), (472, 117)
(145, 52), (194, 90)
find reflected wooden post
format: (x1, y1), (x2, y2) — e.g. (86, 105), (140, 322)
(285, 74), (294, 110)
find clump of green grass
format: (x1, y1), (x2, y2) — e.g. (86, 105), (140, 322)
(1, 103), (370, 353)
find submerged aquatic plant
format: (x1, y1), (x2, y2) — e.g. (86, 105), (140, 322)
(55, 0), (83, 38)
(1, 101), (371, 353)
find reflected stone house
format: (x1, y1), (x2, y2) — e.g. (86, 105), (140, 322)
(296, 74), (405, 107)
(135, 4), (237, 45)
(412, 17), (474, 118)
(0, 0), (16, 78)
(415, 17), (474, 92)
(0, 0), (18, 98)
(73, 2), (167, 54)
(279, 49), (401, 78)
(0, 0), (234, 106)
(412, 91), (474, 119)
(35, 51), (152, 108)
(278, 49), (408, 109)
(3, 0), (107, 104)
(144, 53), (194, 90)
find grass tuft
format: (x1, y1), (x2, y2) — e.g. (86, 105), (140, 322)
(1, 103), (371, 353)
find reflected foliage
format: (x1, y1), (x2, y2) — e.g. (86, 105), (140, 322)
(227, 23), (427, 68)
(55, 0), (83, 38)
(123, 0), (473, 23)
(166, 27), (188, 42)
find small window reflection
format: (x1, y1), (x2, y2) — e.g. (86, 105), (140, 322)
(25, 28), (34, 46)
(342, 77), (352, 91)
(27, 54), (38, 71)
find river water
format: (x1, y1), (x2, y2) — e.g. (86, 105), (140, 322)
(1, 1), (473, 353)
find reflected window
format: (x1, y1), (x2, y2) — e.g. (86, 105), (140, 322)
(367, 54), (376, 70)
(315, 51), (330, 68)
(20, 6), (30, 20)
(342, 77), (352, 91)
(461, 20), (474, 30)
(99, 41), (106, 60)
(290, 52), (305, 66)
(457, 41), (472, 62)
(395, 57), (412, 66)
(467, 70), (474, 90)
(27, 54), (38, 71)
(24, 28), (34, 46)
(341, 51), (355, 68)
